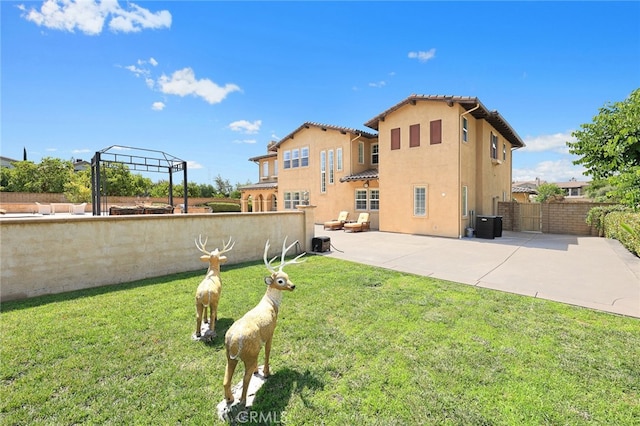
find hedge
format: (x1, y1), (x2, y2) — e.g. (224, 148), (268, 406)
(206, 202), (241, 213)
(604, 211), (640, 257)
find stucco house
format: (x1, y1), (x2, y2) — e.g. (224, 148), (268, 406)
(240, 94), (525, 238)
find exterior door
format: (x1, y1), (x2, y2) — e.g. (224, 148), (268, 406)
(520, 203), (542, 232)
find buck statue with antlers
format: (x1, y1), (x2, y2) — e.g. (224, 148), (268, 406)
(223, 238), (305, 405)
(194, 235), (235, 339)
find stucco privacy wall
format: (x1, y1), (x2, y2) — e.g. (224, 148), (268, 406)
(1, 208), (314, 301)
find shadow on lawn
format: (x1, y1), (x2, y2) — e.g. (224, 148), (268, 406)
(250, 367), (324, 416)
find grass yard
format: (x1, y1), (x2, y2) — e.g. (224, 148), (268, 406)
(1, 255), (639, 425)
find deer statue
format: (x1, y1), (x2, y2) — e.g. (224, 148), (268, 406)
(223, 237), (305, 405)
(194, 235), (234, 339)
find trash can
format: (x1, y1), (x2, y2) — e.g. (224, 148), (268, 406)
(312, 236), (331, 252)
(494, 216), (503, 237)
(476, 216), (495, 239)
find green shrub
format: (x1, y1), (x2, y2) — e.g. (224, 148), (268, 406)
(206, 202), (241, 213)
(604, 211), (640, 257)
(586, 205), (630, 235)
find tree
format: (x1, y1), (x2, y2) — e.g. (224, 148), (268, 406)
(535, 183), (565, 203)
(567, 88), (640, 208)
(213, 174), (232, 197)
(568, 88), (640, 179)
(64, 169), (92, 203)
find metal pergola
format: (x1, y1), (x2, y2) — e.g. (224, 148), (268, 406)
(91, 145), (188, 216)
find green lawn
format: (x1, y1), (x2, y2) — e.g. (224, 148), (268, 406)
(1, 256), (638, 425)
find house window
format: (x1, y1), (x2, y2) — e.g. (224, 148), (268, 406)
(292, 149), (300, 168)
(292, 191), (301, 207)
(355, 189), (367, 210)
(328, 150), (334, 184)
(358, 141), (364, 164)
(273, 160), (278, 176)
(284, 192), (292, 209)
(301, 146), (309, 167)
(370, 189), (380, 210)
(391, 128), (401, 150)
(337, 148), (343, 171)
(262, 161), (269, 178)
(371, 143), (379, 165)
(430, 120), (442, 145)
(410, 124), (420, 147)
(462, 186), (468, 217)
(503, 143), (507, 161)
(414, 186), (427, 216)
(283, 151), (291, 169)
(490, 133), (498, 159)
(462, 117), (468, 142)
(320, 151), (326, 193)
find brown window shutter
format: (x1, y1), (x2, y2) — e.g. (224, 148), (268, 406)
(410, 124), (420, 147)
(391, 127), (401, 150)
(430, 119), (442, 145)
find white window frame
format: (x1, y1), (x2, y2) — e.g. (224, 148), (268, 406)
(413, 186), (427, 217)
(355, 189), (367, 210)
(320, 151), (326, 193)
(462, 186), (468, 217)
(291, 149), (300, 168)
(337, 148), (343, 171)
(358, 141), (364, 164)
(262, 161), (269, 178)
(328, 150), (334, 184)
(283, 151), (291, 169)
(490, 133), (498, 159)
(369, 189), (380, 211)
(301, 146), (309, 167)
(462, 117), (468, 143)
(284, 192), (292, 209)
(273, 159), (278, 177)
(371, 143), (379, 165)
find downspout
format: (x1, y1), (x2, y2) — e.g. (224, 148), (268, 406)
(349, 134), (363, 176)
(459, 103), (480, 238)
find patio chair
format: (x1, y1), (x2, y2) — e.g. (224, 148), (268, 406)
(323, 211), (349, 230)
(343, 212), (370, 233)
(35, 202), (52, 215)
(71, 203), (87, 214)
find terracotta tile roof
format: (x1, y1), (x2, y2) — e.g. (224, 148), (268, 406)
(274, 122), (377, 149)
(339, 169), (379, 182)
(512, 186), (538, 194)
(238, 182), (278, 191)
(364, 94), (525, 149)
(248, 152), (277, 162)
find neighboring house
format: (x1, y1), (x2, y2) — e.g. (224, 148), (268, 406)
(555, 178), (590, 198)
(73, 159), (90, 172)
(240, 94), (525, 238)
(0, 156), (19, 169)
(512, 186), (538, 203)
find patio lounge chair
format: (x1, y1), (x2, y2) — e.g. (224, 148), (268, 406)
(71, 203), (87, 214)
(343, 212), (370, 233)
(35, 202), (52, 215)
(324, 211), (349, 230)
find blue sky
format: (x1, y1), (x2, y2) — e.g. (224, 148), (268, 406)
(2, 1), (639, 187)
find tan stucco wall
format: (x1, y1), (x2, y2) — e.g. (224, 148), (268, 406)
(0, 209), (314, 301)
(377, 102), (462, 237)
(275, 127), (380, 229)
(377, 102), (514, 238)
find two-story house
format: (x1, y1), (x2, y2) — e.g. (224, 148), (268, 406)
(240, 94), (525, 238)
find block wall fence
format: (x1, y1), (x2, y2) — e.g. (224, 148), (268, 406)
(0, 207), (316, 302)
(0, 192), (240, 214)
(498, 201), (614, 236)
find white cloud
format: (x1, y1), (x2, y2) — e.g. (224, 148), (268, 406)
(521, 131), (576, 154)
(124, 64), (149, 77)
(20, 0), (171, 35)
(149, 57), (158, 67)
(157, 68), (241, 105)
(151, 101), (165, 111)
(229, 120), (262, 134)
(408, 48), (436, 63)
(232, 139), (257, 144)
(72, 148), (91, 154)
(369, 81), (386, 88)
(513, 158), (587, 183)
(187, 160), (203, 169)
